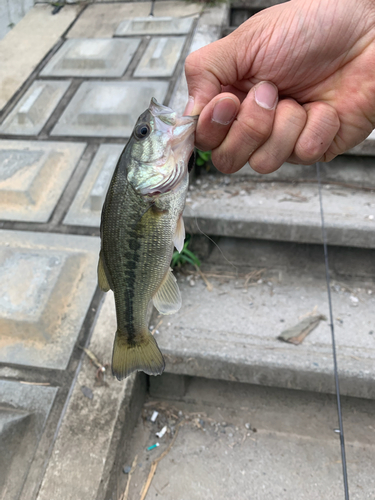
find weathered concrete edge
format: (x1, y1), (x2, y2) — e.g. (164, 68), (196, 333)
(184, 215), (375, 249)
(162, 348), (375, 400)
(35, 291), (147, 500)
(98, 372), (147, 500)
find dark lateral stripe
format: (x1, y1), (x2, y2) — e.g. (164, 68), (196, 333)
(122, 229), (141, 341)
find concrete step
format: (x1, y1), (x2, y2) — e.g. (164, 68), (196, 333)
(149, 237), (375, 399)
(184, 158), (375, 249)
(113, 376), (375, 500)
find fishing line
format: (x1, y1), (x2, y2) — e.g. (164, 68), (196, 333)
(194, 216), (239, 275)
(316, 162), (350, 500)
(149, 0), (156, 17)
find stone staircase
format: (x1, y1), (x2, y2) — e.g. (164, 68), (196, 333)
(0, 1), (374, 499)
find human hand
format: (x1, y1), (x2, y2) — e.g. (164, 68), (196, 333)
(184, 0), (375, 174)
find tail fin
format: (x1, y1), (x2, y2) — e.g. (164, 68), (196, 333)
(112, 331), (165, 380)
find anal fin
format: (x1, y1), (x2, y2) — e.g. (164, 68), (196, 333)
(97, 251), (110, 292)
(153, 267), (181, 315)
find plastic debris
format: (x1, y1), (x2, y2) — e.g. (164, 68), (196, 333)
(147, 443), (160, 451)
(350, 295), (359, 306)
(80, 385), (93, 399)
(123, 465), (132, 474)
(278, 314), (327, 345)
(150, 411), (159, 422)
(156, 425), (167, 438)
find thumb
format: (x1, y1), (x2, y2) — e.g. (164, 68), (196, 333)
(184, 38), (239, 116)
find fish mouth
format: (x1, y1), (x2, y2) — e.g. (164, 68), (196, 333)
(137, 99), (198, 196)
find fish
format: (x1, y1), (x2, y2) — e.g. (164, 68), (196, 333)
(98, 98), (197, 380)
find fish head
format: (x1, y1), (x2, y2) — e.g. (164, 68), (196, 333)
(126, 98), (198, 196)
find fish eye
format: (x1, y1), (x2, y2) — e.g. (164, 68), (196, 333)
(135, 123), (150, 140)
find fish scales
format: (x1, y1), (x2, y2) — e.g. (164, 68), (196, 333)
(98, 98), (197, 380)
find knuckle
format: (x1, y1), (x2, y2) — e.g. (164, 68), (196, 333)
(211, 149), (238, 174)
(240, 118), (271, 146)
(249, 152), (281, 174)
(296, 136), (326, 163)
(185, 49), (209, 77)
(279, 99), (307, 128)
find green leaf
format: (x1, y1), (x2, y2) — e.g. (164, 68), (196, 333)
(196, 157), (205, 166)
(200, 152), (211, 161)
(182, 248), (201, 266)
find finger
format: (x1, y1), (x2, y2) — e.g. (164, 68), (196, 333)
(211, 81), (279, 174)
(249, 99), (307, 174)
(221, 85), (248, 103)
(184, 39), (238, 116)
(194, 93), (241, 151)
(287, 101), (340, 164)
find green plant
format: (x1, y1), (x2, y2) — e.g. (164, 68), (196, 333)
(196, 150), (212, 168)
(171, 234), (201, 268)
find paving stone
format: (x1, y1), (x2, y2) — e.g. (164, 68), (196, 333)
(116, 16), (194, 36)
(134, 36), (186, 78)
(0, 0), (34, 40)
(0, 380), (57, 500)
(66, 2), (201, 39)
(0, 140), (86, 222)
(40, 38), (141, 78)
(36, 293), (144, 500)
(64, 144), (123, 227)
(51, 81), (168, 138)
(0, 4), (79, 111)
(0, 80), (71, 136)
(155, 237), (375, 399)
(184, 176), (375, 248)
(0, 230), (99, 370)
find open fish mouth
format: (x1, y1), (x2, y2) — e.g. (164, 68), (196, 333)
(137, 98), (198, 196)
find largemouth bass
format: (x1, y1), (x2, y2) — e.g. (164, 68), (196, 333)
(98, 98), (197, 380)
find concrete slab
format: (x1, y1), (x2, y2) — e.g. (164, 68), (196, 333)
(134, 36), (186, 78)
(64, 144), (123, 227)
(36, 294), (144, 500)
(51, 81), (169, 138)
(0, 380), (57, 500)
(120, 378), (375, 500)
(0, 140), (86, 222)
(67, 2), (201, 39)
(184, 175), (375, 248)
(233, 155), (375, 189)
(116, 17), (193, 36)
(0, 230), (99, 370)
(151, 237), (375, 399)
(0, 80), (71, 136)
(0, 0), (34, 40)
(0, 4), (80, 111)
(40, 38), (141, 78)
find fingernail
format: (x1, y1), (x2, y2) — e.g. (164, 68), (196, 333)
(184, 96), (195, 116)
(254, 82), (278, 110)
(212, 97), (238, 125)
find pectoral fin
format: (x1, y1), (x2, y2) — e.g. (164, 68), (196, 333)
(153, 268), (182, 315)
(97, 251), (110, 292)
(173, 215), (185, 253)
